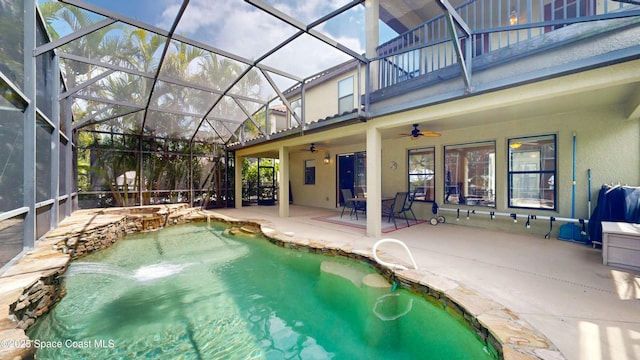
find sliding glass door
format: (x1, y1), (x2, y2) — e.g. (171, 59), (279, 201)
(337, 152), (366, 206)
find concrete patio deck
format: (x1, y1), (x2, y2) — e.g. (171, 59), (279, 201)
(211, 205), (640, 360)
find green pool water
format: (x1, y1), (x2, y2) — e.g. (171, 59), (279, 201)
(28, 223), (494, 359)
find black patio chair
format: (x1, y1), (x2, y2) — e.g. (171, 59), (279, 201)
(402, 190), (419, 224)
(382, 191), (410, 229)
(340, 188), (362, 220)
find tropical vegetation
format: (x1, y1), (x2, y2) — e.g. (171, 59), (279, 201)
(38, 1), (269, 208)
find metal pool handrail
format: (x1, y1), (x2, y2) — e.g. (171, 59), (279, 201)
(372, 238), (418, 271)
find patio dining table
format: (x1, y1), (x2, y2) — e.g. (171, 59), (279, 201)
(352, 196), (395, 207)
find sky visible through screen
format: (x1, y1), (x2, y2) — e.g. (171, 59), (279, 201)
(39, 0), (398, 78)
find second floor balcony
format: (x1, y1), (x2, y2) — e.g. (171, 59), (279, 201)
(371, 0), (640, 103)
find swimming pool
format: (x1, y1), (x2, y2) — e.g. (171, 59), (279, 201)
(28, 223), (494, 359)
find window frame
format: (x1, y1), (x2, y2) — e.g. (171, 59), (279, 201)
(444, 141), (496, 207)
(408, 147), (436, 202)
(507, 134), (557, 211)
(304, 159), (316, 185)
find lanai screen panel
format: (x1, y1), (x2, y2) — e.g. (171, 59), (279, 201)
(260, 0), (358, 24)
(72, 101), (144, 130)
(39, 1), (109, 38)
(174, 0), (300, 62)
(73, 74), (154, 107)
(42, 0), (369, 144)
(149, 81), (219, 118)
(90, 111), (145, 134)
(193, 120), (237, 144)
(144, 110), (201, 139)
(58, 60), (120, 96)
(205, 95), (254, 139)
(158, 39), (252, 93)
(261, 33), (355, 82)
(47, 0), (180, 34)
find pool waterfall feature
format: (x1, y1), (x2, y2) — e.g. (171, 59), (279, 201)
(2, 205), (560, 359)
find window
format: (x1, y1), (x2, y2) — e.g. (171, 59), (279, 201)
(408, 147), (435, 202)
(304, 159), (316, 185)
(508, 135), (556, 210)
(444, 142), (495, 207)
(338, 76), (354, 114)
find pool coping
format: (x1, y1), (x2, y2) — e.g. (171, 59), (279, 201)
(0, 206), (564, 360)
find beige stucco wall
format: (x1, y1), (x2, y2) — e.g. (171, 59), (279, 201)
(284, 102), (638, 236)
(377, 104), (639, 234)
(300, 67), (366, 123)
(289, 141), (366, 209)
(289, 105), (640, 213)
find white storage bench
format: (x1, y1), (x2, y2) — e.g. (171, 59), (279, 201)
(601, 221), (640, 271)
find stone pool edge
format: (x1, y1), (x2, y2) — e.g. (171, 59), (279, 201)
(0, 206), (564, 360)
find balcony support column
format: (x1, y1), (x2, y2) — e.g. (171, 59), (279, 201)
(365, 124), (382, 238)
(365, 0), (379, 95)
(365, 0), (379, 58)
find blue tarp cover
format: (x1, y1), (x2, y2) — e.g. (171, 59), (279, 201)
(588, 185), (640, 243)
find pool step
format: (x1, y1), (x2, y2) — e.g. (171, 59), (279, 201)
(320, 261), (391, 290)
(362, 273), (392, 289)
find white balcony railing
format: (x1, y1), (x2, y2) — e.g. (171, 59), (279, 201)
(374, 0), (637, 91)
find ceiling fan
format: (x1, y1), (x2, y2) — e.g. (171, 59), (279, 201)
(400, 124), (441, 139)
(302, 143), (328, 153)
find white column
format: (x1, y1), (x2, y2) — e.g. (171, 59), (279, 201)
(366, 125), (382, 237)
(365, 0), (380, 58)
(365, 0), (380, 93)
(278, 146), (290, 218)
